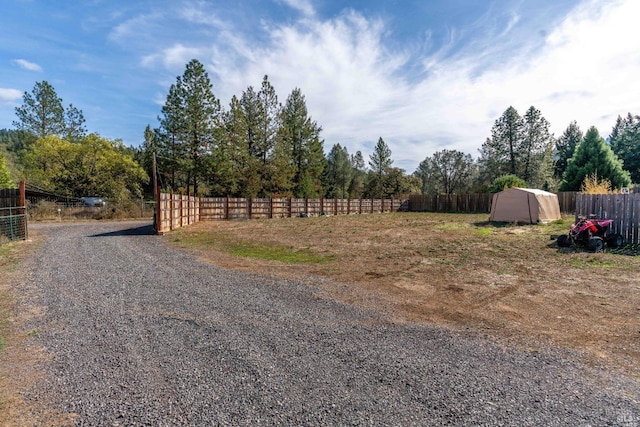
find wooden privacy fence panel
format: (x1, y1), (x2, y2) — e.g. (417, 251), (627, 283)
(408, 194), (493, 213)
(156, 193), (409, 234)
(408, 192), (578, 214)
(557, 192), (577, 214)
(575, 193), (640, 245)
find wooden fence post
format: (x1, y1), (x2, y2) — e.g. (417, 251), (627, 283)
(19, 180), (27, 239)
(169, 189), (174, 231)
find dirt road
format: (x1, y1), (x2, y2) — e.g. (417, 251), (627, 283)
(8, 221), (640, 425)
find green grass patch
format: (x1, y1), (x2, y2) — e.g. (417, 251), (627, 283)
(171, 230), (335, 264)
(475, 228), (493, 236)
(570, 256), (615, 269)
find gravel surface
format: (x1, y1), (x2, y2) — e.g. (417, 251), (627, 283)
(17, 221), (640, 426)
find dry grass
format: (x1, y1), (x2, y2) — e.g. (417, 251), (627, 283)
(167, 212), (640, 378)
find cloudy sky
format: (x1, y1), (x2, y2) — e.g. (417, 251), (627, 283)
(1, 0), (639, 172)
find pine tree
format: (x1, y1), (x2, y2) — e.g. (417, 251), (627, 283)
(325, 144), (353, 198)
(559, 126), (630, 191)
(479, 106), (523, 182)
(554, 121), (583, 179)
(367, 137), (393, 198)
(64, 103), (87, 142)
(278, 88), (324, 198)
(348, 151), (366, 198)
(609, 113), (640, 183)
(521, 106), (551, 184)
(157, 59), (222, 195)
(14, 81), (65, 138)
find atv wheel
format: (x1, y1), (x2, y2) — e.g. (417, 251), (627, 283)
(588, 236), (604, 252)
(557, 234), (571, 247)
(607, 233), (623, 249)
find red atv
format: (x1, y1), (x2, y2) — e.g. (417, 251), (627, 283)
(557, 216), (623, 252)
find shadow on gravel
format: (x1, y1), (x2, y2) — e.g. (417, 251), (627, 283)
(89, 224), (155, 237)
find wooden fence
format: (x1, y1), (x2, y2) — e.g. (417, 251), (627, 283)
(408, 194), (492, 213)
(575, 193), (640, 244)
(407, 192), (578, 214)
(156, 193), (409, 234)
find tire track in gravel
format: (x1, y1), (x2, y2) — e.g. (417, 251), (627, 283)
(16, 221), (640, 426)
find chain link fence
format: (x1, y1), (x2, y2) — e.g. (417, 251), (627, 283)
(0, 206), (28, 244)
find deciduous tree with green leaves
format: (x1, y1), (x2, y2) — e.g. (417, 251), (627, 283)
(0, 154), (14, 188)
(24, 134), (148, 200)
(559, 126), (630, 191)
(415, 149), (475, 195)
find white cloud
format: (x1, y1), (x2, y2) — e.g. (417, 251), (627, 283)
(11, 58), (42, 72)
(142, 43), (203, 70)
(108, 12), (162, 42)
(0, 88), (23, 104)
(276, 0), (315, 17)
(142, 0), (640, 171)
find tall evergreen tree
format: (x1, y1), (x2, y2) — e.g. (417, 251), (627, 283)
(559, 126), (630, 191)
(223, 95), (256, 196)
(157, 59), (222, 195)
(157, 82), (187, 190)
(278, 88), (324, 197)
(325, 144), (353, 198)
(257, 75), (281, 164)
(64, 103), (87, 142)
(554, 121), (583, 179)
(521, 106), (551, 184)
(14, 81), (87, 142)
(14, 81), (65, 138)
(348, 150), (366, 198)
(367, 137), (393, 198)
(609, 113), (640, 183)
(479, 106), (523, 182)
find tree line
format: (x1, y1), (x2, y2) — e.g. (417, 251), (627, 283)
(139, 59), (419, 199)
(1, 58), (639, 200)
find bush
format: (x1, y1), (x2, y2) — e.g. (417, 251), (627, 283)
(488, 175), (527, 193)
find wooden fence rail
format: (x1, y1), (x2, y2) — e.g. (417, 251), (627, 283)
(156, 193), (409, 234)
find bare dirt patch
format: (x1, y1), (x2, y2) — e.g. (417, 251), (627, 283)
(167, 212), (640, 378)
(0, 234), (76, 426)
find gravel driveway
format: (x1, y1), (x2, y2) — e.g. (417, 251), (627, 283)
(17, 221), (640, 425)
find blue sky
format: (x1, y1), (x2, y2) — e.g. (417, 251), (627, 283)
(1, 0), (639, 172)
